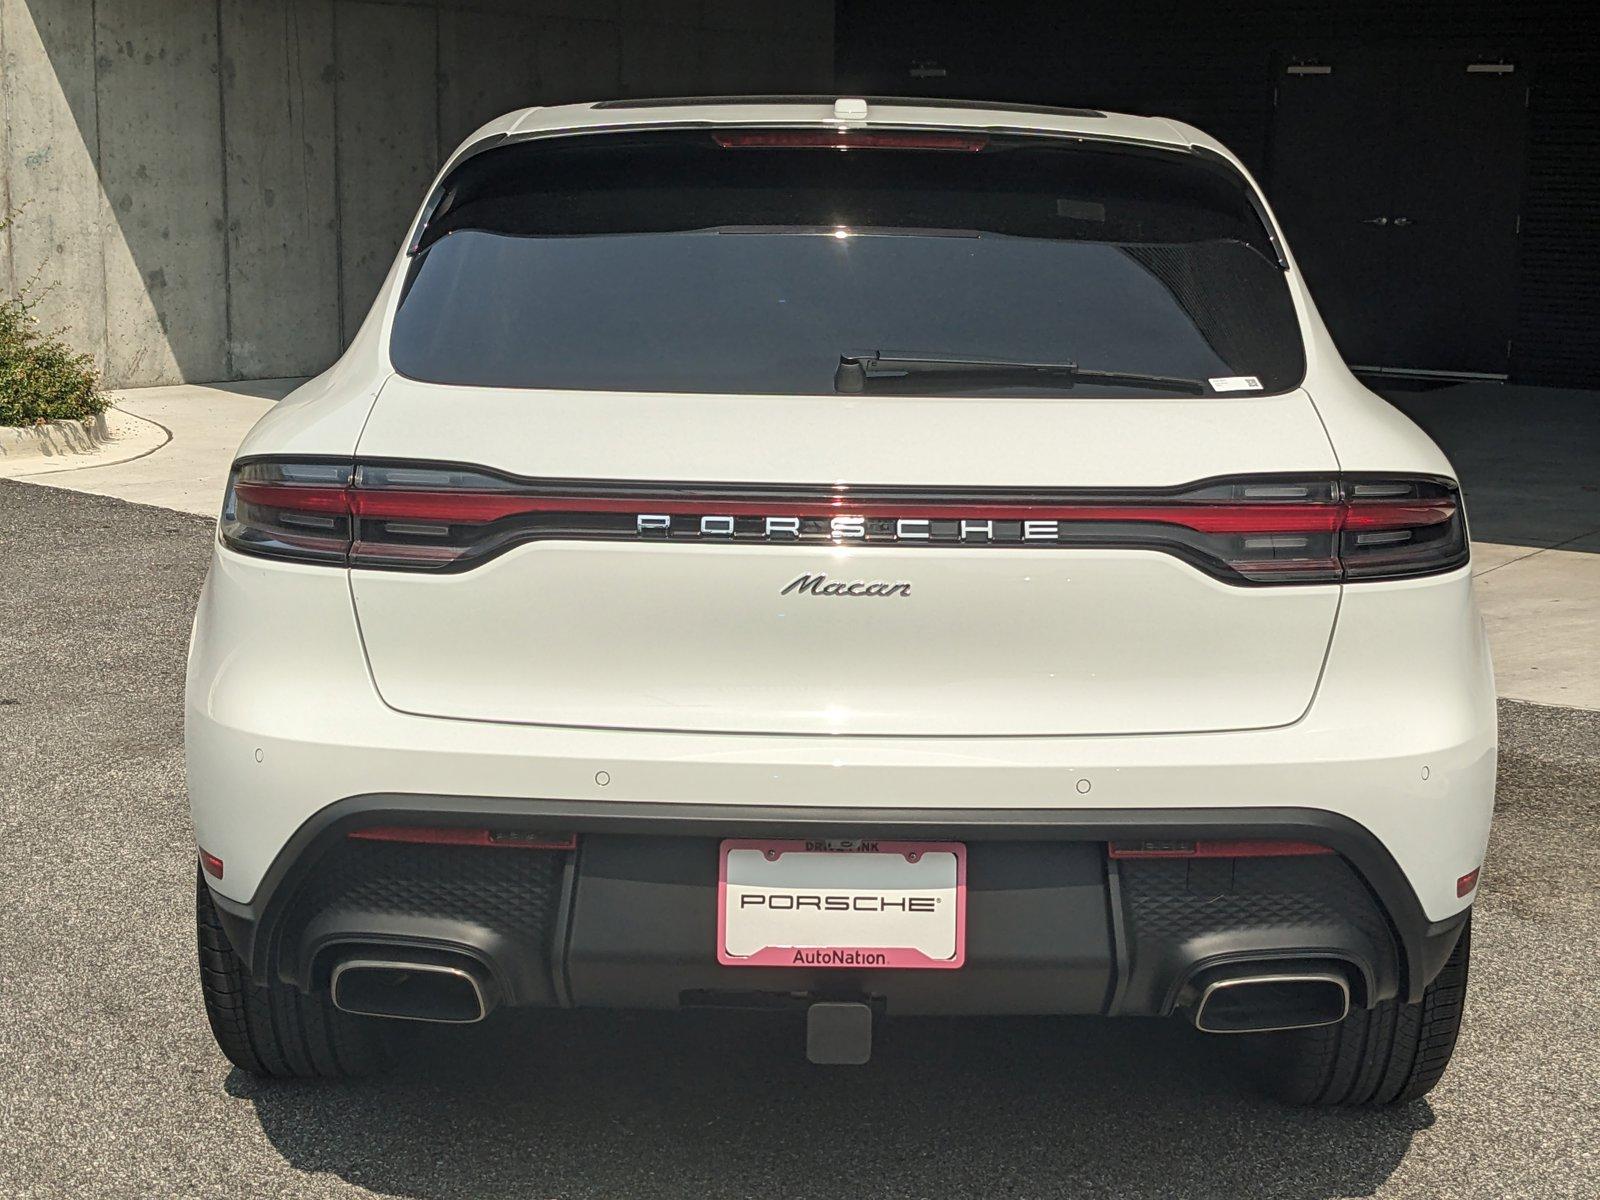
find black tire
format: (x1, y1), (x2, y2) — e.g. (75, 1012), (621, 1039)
(196, 865), (389, 1078)
(1258, 916), (1471, 1105)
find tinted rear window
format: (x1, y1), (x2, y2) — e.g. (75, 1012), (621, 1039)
(391, 131), (1305, 396)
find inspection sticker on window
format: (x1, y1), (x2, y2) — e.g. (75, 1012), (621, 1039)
(1209, 375), (1264, 392)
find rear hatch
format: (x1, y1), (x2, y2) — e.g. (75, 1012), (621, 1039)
(352, 384), (1338, 736)
(350, 123), (1337, 737)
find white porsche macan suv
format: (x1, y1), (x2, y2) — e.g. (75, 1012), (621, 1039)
(188, 97), (1494, 1103)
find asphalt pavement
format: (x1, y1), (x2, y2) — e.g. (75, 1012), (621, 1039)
(1, 478), (1596, 1199)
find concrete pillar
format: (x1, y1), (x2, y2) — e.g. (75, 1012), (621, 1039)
(701, 0), (834, 94)
(534, 14), (621, 106)
(333, 0), (438, 346)
(0, 0), (109, 378)
(438, 7), (540, 152)
(0, 5), (10, 302)
(2, 0), (837, 387)
(220, 0), (339, 380)
(95, 0), (228, 385)
(619, 1), (703, 99)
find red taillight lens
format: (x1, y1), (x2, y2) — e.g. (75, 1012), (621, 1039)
(198, 847), (225, 879)
(1108, 840), (1333, 859)
(1457, 867), (1481, 897)
(220, 461), (1468, 584)
(222, 461), (513, 569)
(223, 460), (353, 564)
(1339, 480), (1468, 579)
(1169, 476), (1466, 583)
(713, 129), (989, 152)
(348, 826), (577, 850)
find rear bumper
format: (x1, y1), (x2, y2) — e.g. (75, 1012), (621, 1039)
(188, 550), (1497, 926)
(208, 797), (1469, 1013)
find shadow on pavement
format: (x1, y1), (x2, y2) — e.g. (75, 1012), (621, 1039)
(229, 1010), (1429, 1199)
(1379, 383), (1600, 550)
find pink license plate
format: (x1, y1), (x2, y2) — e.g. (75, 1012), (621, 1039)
(717, 839), (967, 969)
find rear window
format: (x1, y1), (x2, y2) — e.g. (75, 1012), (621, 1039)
(391, 130), (1305, 397)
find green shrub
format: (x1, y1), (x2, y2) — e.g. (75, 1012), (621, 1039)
(1, 214), (107, 427)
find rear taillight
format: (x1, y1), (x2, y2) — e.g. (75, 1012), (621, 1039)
(223, 460), (353, 564)
(1339, 479), (1468, 579)
(220, 460), (1468, 584)
(1109, 840), (1333, 859)
(223, 460), (516, 570)
(348, 826), (577, 850)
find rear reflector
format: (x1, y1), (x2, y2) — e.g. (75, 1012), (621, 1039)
(713, 129), (989, 152)
(1457, 867), (1481, 897)
(199, 848), (225, 879)
(1108, 840), (1333, 859)
(348, 826), (577, 850)
(221, 460), (1468, 585)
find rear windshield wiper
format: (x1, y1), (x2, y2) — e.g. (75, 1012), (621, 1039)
(834, 351), (1207, 395)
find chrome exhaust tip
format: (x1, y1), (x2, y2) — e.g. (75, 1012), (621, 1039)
(1191, 970), (1351, 1034)
(330, 952), (496, 1024)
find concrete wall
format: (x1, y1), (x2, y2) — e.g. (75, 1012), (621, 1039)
(0, 0), (835, 387)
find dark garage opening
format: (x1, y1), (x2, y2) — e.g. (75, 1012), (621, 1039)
(836, 0), (1600, 389)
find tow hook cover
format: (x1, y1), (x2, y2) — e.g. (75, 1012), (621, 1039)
(806, 1001), (873, 1065)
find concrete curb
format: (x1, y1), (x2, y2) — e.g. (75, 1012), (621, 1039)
(0, 380), (291, 512)
(0, 412), (112, 462)
(0, 406), (172, 480)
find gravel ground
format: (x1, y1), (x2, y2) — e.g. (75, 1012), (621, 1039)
(1, 479), (1596, 1200)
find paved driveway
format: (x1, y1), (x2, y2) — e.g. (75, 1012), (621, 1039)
(1, 480), (1596, 1199)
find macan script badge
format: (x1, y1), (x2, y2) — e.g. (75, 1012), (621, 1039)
(781, 573), (911, 598)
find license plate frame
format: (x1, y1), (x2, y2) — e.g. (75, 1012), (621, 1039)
(717, 839), (967, 970)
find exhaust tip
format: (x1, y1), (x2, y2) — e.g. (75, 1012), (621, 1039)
(1192, 970), (1350, 1034)
(331, 953), (495, 1024)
